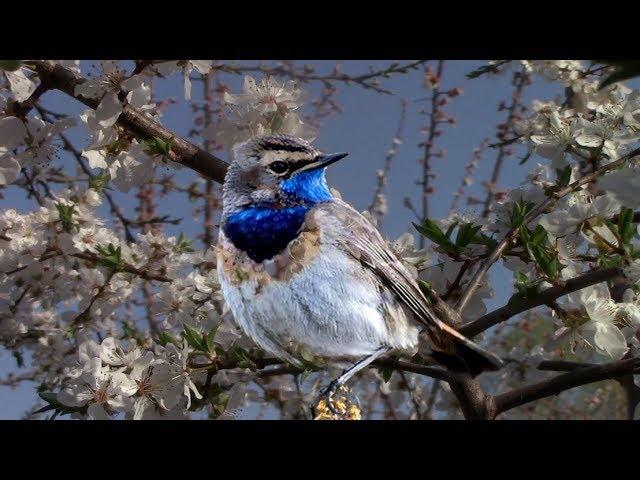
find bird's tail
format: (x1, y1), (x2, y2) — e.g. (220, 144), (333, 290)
(429, 320), (504, 377)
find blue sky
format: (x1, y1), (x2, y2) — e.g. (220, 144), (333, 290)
(0, 60), (569, 418)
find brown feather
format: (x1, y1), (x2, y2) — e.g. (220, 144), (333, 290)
(319, 199), (503, 375)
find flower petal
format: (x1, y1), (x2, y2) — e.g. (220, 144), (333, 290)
(0, 116), (28, 148)
(0, 155), (21, 185)
(82, 149), (108, 169)
(575, 134), (603, 148)
(95, 92), (123, 128)
(5, 69), (37, 102)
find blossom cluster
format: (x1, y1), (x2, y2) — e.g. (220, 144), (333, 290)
(0, 63), (333, 419)
(462, 60), (640, 361)
(3, 59), (640, 420)
(0, 181), (241, 417)
(214, 75), (316, 146)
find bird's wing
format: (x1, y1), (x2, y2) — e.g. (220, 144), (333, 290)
(314, 199), (503, 373)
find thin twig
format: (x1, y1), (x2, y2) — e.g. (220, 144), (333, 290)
(481, 69), (529, 217)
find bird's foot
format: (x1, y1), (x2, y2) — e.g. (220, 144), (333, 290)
(319, 380), (340, 413)
(313, 383), (361, 420)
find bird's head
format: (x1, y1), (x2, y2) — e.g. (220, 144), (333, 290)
(221, 134), (348, 216)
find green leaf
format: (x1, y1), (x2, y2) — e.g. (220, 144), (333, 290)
(95, 243), (123, 271)
(299, 345), (316, 364)
(455, 223), (482, 249)
(174, 232), (195, 253)
(55, 202), (76, 233)
(38, 392), (60, 405)
(0, 60), (22, 71)
(417, 280), (433, 305)
(509, 271), (543, 306)
(64, 325), (77, 338)
(510, 200), (535, 229)
(122, 322), (137, 339)
(530, 245), (560, 280)
(444, 221), (459, 241)
(88, 172), (111, 192)
(229, 345), (254, 369)
(414, 219), (456, 253)
(556, 165), (572, 188)
(377, 365), (394, 383)
(472, 232), (498, 248)
(466, 60), (511, 79)
(269, 112), (285, 132)
(518, 223), (562, 281)
(35, 392), (87, 418)
(617, 206), (635, 245)
(529, 224), (549, 246)
(156, 331), (179, 347)
(145, 136), (174, 158)
(182, 323), (206, 352)
(598, 254), (623, 269)
(205, 324), (219, 351)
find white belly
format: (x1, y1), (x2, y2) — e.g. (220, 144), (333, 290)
(218, 244), (418, 366)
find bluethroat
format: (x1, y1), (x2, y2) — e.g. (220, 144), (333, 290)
(216, 135), (503, 408)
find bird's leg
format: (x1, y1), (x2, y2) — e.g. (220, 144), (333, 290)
(317, 346), (390, 416)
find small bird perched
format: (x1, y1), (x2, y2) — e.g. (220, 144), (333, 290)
(216, 134), (503, 407)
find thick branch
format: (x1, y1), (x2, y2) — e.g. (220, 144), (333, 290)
(540, 357), (640, 420)
(25, 60), (229, 183)
(492, 356), (640, 417)
(537, 360), (597, 371)
(459, 266), (625, 338)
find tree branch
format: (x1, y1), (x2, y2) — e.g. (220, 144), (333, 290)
(215, 60), (428, 95)
(491, 356), (640, 417)
(481, 69), (529, 217)
(24, 60), (229, 183)
(373, 358), (453, 382)
(455, 145), (640, 314)
(459, 266), (625, 338)
(35, 105), (138, 243)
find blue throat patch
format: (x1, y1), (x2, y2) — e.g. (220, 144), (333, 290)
(224, 169), (332, 262)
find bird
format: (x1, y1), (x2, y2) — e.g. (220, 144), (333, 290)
(215, 134), (503, 408)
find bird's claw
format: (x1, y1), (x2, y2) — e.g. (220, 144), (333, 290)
(318, 380), (341, 414)
(313, 382), (362, 420)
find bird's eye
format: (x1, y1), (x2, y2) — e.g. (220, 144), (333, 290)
(269, 161), (289, 175)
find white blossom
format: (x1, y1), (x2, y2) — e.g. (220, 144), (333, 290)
(3, 68), (37, 102)
(530, 111), (576, 168)
(57, 357), (137, 419)
(0, 115), (74, 184)
(223, 75), (304, 113)
(155, 60), (212, 100)
(217, 75), (316, 147)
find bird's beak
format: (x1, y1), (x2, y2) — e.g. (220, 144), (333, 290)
(301, 152), (349, 172)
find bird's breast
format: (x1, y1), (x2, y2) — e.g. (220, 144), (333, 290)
(216, 221), (322, 292)
(216, 224), (401, 361)
(222, 205), (311, 263)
